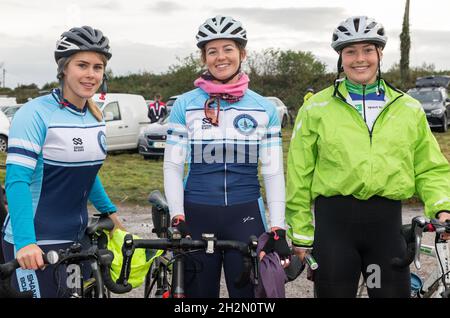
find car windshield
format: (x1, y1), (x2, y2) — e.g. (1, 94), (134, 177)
(2, 106), (21, 117)
(409, 90), (443, 103)
(95, 101), (104, 108)
(166, 99), (176, 107)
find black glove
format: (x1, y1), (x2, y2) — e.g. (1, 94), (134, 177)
(262, 229), (291, 259)
(171, 217), (191, 238)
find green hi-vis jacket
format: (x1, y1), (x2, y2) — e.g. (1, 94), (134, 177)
(286, 79), (450, 247)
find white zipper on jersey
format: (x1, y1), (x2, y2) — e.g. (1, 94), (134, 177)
(79, 213), (84, 241)
(223, 106), (228, 206)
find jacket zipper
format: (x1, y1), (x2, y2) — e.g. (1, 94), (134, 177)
(336, 85), (403, 145)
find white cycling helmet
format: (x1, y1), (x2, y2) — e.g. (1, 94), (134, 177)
(331, 16), (387, 52)
(196, 15), (247, 49)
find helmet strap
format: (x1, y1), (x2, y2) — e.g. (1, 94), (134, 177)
(100, 73), (108, 100)
(58, 78), (69, 107)
(376, 48), (382, 95)
(333, 53), (343, 97)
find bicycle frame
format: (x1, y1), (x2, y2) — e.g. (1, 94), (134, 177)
(417, 240), (450, 298)
(145, 253), (172, 298)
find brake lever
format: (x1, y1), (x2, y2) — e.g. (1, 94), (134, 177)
(413, 216), (427, 270)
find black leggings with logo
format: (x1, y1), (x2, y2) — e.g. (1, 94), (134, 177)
(312, 195), (411, 298)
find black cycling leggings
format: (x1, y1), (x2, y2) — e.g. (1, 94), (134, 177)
(312, 195), (411, 298)
(183, 200), (266, 298)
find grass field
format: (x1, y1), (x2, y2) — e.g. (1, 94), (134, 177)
(0, 127), (449, 206)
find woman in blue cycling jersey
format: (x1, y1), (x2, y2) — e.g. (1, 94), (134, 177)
(1, 26), (124, 298)
(164, 15), (291, 298)
(287, 16), (450, 298)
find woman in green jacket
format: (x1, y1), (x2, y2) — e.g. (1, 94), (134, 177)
(286, 16), (450, 298)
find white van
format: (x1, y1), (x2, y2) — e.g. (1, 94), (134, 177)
(93, 93), (150, 151)
(0, 96), (17, 107)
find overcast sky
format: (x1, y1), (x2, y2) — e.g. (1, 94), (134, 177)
(1, 0), (450, 88)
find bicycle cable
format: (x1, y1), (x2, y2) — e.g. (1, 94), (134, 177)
(435, 240), (450, 292)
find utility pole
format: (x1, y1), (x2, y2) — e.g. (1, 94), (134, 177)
(400, 0), (411, 89)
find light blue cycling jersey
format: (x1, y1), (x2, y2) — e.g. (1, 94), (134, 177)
(164, 88), (285, 228)
(2, 89), (116, 251)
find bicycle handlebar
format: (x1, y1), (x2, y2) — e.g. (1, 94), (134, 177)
(114, 230), (259, 293)
(392, 216), (450, 269)
(96, 249), (133, 294)
(0, 251), (59, 298)
(0, 244), (134, 298)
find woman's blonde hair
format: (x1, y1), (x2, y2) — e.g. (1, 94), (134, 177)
(57, 52), (108, 122)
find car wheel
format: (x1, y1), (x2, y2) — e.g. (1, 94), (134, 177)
(281, 115), (288, 128)
(0, 136), (7, 152)
(440, 115), (448, 133)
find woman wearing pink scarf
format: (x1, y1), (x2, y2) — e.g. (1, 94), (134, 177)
(163, 15), (290, 298)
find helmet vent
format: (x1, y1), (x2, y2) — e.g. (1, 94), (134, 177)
(221, 22), (233, 33)
(230, 27), (243, 35)
(353, 18), (360, 32)
(205, 25), (217, 34)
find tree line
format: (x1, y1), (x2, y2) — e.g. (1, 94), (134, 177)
(1, 49), (448, 115)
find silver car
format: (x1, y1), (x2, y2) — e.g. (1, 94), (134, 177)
(266, 96), (289, 128)
(138, 116), (168, 159)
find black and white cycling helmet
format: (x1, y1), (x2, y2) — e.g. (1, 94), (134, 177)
(196, 15), (247, 49)
(55, 26), (112, 62)
(331, 16), (387, 52)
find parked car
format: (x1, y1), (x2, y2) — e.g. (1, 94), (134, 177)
(165, 95), (179, 112)
(138, 116), (169, 159)
(407, 77), (450, 132)
(0, 104), (22, 122)
(0, 110), (10, 152)
(0, 96), (17, 107)
(266, 96), (289, 128)
(94, 93), (150, 151)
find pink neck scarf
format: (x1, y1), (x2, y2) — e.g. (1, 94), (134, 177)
(194, 72), (250, 126)
(194, 72), (250, 102)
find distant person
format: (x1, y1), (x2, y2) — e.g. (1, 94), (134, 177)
(303, 87), (315, 103)
(148, 94), (167, 123)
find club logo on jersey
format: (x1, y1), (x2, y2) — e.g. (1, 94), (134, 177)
(202, 117), (212, 130)
(233, 114), (258, 135)
(72, 137), (84, 152)
(72, 138), (83, 145)
(98, 131), (107, 155)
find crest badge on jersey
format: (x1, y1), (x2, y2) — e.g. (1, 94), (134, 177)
(98, 131), (107, 155)
(233, 114), (258, 135)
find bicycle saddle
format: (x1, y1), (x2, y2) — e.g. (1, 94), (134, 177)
(86, 216), (115, 236)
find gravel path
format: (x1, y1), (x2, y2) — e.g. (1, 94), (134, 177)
(93, 203), (440, 298)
